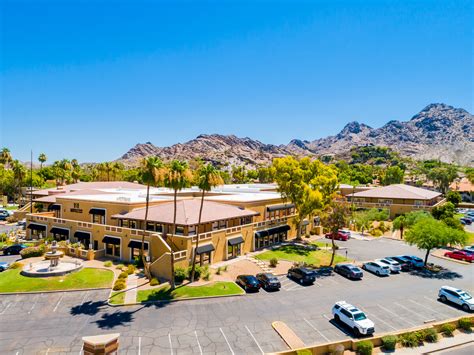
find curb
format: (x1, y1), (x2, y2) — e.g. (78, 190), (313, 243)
(0, 286), (111, 296)
(107, 290), (246, 307)
(425, 340), (474, 354)
(430, 253), (472, 265)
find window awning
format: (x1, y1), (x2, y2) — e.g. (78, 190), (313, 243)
(102, 236), (121, 245)
(50, 227), (69, 237)
(74, 231), (91, 241)
(48, 204), (61, 211)
(89, 208), (106, 216)
(301, 220), (310, 226)
(27, 223), (46, 231)
(267, 203), (295, 212)
(196, 243), (215, 254)
(255, 224), (290, 238)
(128, 240), (148, 250)
(228, 236), (244, 246)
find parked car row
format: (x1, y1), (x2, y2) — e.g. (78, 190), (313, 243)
(444, 249), (474, 262)
(325, 229), (351, 241)
(458, 209), (474, 225)
(236, 273), (282, 292)
(333, 285), (473, 338)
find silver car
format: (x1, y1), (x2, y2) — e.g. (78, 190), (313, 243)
(362, 261), (390, 276)
(376, 258), (401, 273)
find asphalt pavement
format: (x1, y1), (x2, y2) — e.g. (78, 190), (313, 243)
(0, 237), (473, 354)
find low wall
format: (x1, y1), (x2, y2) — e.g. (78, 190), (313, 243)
(271, 315), (474, 355)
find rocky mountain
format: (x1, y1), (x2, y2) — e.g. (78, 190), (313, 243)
(119, 104), (473, 167)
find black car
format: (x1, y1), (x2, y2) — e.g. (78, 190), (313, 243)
(460, 218), (472, 225)
(236, 275), (261, 292)
(256, 273), (281, 291)
(2, 244), (27, 255)
(334, 263), (363, 280)
(386, 256), (411, 271)
(287, 267), (316, 285)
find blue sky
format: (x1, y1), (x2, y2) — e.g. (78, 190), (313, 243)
(1, 0), (472, 163)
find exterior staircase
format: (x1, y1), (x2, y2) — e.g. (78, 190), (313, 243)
(245, 254), (272, 273)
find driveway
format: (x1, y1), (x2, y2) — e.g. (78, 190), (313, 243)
(0, 238), (472, 354)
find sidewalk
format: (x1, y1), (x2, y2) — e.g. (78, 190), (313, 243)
(392, 332), (473, 354)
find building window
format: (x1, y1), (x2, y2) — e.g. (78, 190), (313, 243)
(378, 199), (393, 205)
(414, 200), (424, 206)
(175, 225), (184, 235)
(74, 203), (80, 209)
(227, 243), (241, 259)
(129, 220), (137, 229)
(212, 221), (219, 231)
(218, 220), (227, 229)
(92, 214), (105, 224)
(188, 225), (196, 236)
(146, 222), (155, 231)
(105, 243), (120, 258)
(156, 224), (163, 233)
(199, 252), (211, 265)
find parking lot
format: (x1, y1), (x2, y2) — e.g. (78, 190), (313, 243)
(0, 237), (473, 354)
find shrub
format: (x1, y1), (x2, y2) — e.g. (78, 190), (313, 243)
(458, 318), (472, 332)
(413, 330), (425, 344)
(381, 335), (398, 351)
(118, 271), (128, 279)
(310, 228), (318, 235)
(305, 233), (310, 238)
(356, 340), (373, 355)
(112, 280), (126, 291)
(327, 344), (344, 355)
(104, 261), (112, 267)
(202, 266), (211, 281)
(423, 328), (438, 343)
(378, 221), (387, 233)
(175, 267), (187, 283)
(150, 278), (160, 286)
(296, 350), (312, 355)
(9, 261), (22, 269)
(115, 264), (125, 270)
(222, 265), (228, 272)
(216, 267), (222, 275)
(269, 258), (278, 267)
(20, 246), (44, 259)
(187, 265), (202, 280)
(133, 256), (144, 268)
(440, 323), (456, 337)
(126, 264), (136, 275)
(399, 332), (419, 347)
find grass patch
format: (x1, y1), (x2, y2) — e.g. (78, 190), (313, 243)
(109, 291), (126, 305)
(0, 267), (114, 293)
(255, 244), (348, 266)
(136, 281), (243, 302)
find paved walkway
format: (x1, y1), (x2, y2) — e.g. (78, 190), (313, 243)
(393, 332), (474, 354)
(124, 274), (139, 304)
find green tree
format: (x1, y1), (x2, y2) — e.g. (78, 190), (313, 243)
(140, 157), (166, 276)
(321, 201), (351, 266)
(11, 160), (26, 205)
(381, 166), (404, 185)
(231, 165), (247, 183)
(405, 218), (467, 265)
(190, 163), (224, 282)
(446, 191), (461, 206)
(257, 166), (274, 183)
(272, 156), (338, 239)
(0, 148), (13, 169)
(38, 153), (47, 169)
(466, 168), (474, 184)
(164, 160), (193, 289)
(431, 202), (455, 220)
(392, 210), (431, 239)
(428, 165), (458, 194)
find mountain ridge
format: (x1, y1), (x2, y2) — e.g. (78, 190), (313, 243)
(119, 103), (473, 167)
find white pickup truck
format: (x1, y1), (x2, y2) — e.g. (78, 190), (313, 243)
(332, 301), (375, 336)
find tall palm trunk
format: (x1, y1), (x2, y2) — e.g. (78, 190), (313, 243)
(141, 184), (150, 278)
(296, 218), (303, 241)
(190, 189), (205, 282)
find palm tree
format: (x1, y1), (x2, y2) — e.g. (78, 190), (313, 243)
(103, 162), (113, 181)
(190, 163), (223, 282)
(71, 166), (81, 183)
(59, 159), (73, 185)
(0, 148), (13, 169)
(38, 153), (47, 169)
(11, 160), (26, 205)
(139, 157), (166, 276)
(112, 162), (124, 181)
(164, 160), (193, 289)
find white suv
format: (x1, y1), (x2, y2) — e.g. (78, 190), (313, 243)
(376, 258), (401, 273)
(438, 286), (474, 312)
(362, 261), (390, 276)
(332, 301), (375, 336)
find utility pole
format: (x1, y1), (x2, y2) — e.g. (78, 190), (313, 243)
(30, 150), (33, 214)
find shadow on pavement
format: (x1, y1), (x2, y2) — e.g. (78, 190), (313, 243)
(70, 300), (107, 316)
(409, 268), (462, 280)
(94, 310), (135, 329)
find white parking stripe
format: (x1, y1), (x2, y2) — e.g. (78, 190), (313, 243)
(168, 333), (173, 355)
(377, 304), (416, 326)
(322, 314), (331, 321)
(408, 299), (450, 318)
(28, 296), (38, 315)
(53, 293), (64, 312)
(79, 292), (88, 307)
(220, 327), (234, 355)
(394, 302), (433, 322)
(314, 281), (322, 287)
(245, 325), (264, 354)
(0, 302), (11, 315)
(304, 318), (331, 342)
(359, 307), (396, 331)
(138, 336), (141, 355)
(194, 331), (203, 355)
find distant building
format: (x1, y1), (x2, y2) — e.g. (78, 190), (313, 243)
(347, 184), (444, 218)
(450, 178), (474, 203)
